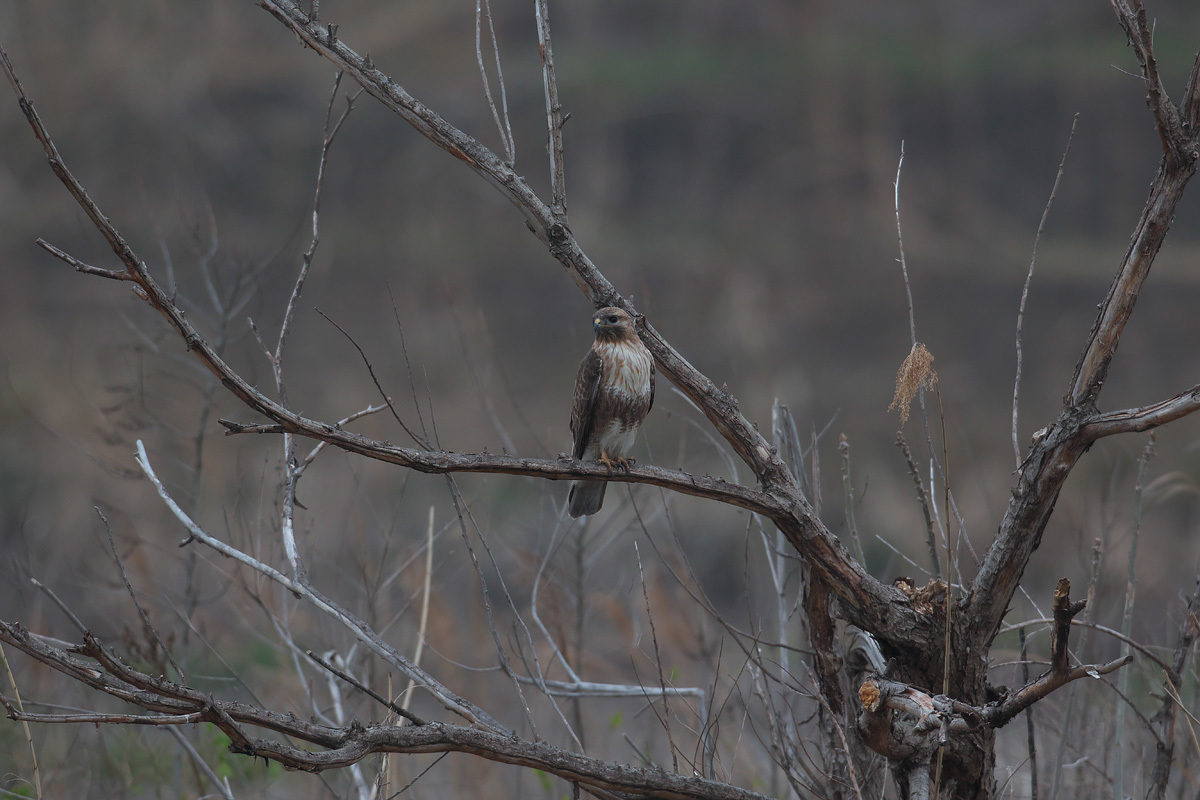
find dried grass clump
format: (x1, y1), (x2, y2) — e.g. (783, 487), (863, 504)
(889, 342), (937, 425)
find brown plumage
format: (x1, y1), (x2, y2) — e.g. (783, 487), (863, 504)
(568, 307), (655, 518)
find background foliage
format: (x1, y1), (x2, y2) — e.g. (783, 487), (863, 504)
(3, 0), (1200, 796)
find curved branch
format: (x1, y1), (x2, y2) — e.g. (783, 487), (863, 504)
(0, 623), (771, 800)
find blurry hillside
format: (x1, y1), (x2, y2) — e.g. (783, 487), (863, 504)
(2, 0), (1200, 794)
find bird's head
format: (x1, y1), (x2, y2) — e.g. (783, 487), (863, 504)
(593, 307), (635, 341)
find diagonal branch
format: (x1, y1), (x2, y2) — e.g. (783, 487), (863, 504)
(1070, 2), (1200, 410)
(1066, 161), (1196, 411)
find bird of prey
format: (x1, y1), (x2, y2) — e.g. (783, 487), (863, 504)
(568, 307), (655, 518)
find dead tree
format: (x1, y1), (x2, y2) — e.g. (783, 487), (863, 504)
(2, 1), (1199, 798)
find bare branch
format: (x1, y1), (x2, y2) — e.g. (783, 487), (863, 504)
(535, 0), (567, 216)
(0, 623), (772, 800)
(893, 142), (917, 348)
(1081, 384), (1200, 440)
(1013, 115), (1077, 469)
(166, 727), (236, 800)
(635, 541), (679, 772)
(1, 701), (201, 726)
(0, 646), (41, 799)
(476, 0), (515, 164)
(982, 580), (1130, 729)
(973, 83), (1198, 637)
(999, 615), (1170, 675)
(1109, 0), (1186, 161)
(1145, 576), (1200, 800)
(133, 441), (506, 732)
(1114, 434), (1155, 799)
(0, 46), (149, 284)
(29, 578), (87, 635)
(304, 650), (425, 727)
(36, 238), (133, 281)
(96, 507), (186, 684)
(399, 506), (435, 715)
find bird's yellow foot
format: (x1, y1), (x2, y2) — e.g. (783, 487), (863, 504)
(598, 453), (635, 472)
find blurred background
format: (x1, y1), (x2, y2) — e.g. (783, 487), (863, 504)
(2, 0), (1200, 796)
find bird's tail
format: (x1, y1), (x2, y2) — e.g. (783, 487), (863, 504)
(568, 480), (607, 518)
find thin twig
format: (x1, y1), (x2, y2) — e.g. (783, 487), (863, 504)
(35, 238), (132, 281)
(386, 752), (447, 799)
(1145, 575), (1200, 800)
(838, 434), (865, 566)
(805, 670), (864, 800)
(166, 727), (236, 800)
(386, 282), (430, 443)
(97, 507), (186, 683)
(894, 141), (917, 348)
(400, 506), (435, 715)
(1115, 432), (1156, 798)
(305, 650), (425, 726)
(275, 70), (349, 396)
(1020, 627), (1039, 800)
(294, 402), (392, 479)
(475, 0), (514, 164)
(0, 647), (42, 799)
(29, 578), (87, 635)
(535, 0), (566, 216)
(635, 541), (679, 772)
(1001, 614), (1168, 675)
(896, 433), (941, 577)
(441, 479), (549, 744)
(0, 701), (201, 726)
(315, 307), (428, 448)
(1013, 114), (1078, 468)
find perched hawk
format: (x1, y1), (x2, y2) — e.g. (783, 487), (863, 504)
(568, 307), (655, 518)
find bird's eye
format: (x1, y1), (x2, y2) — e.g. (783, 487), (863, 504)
(606, 315), (619, 324)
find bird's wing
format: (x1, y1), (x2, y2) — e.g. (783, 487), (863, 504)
(571, 348), (604, 460)
(647, 358), (655, 414)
